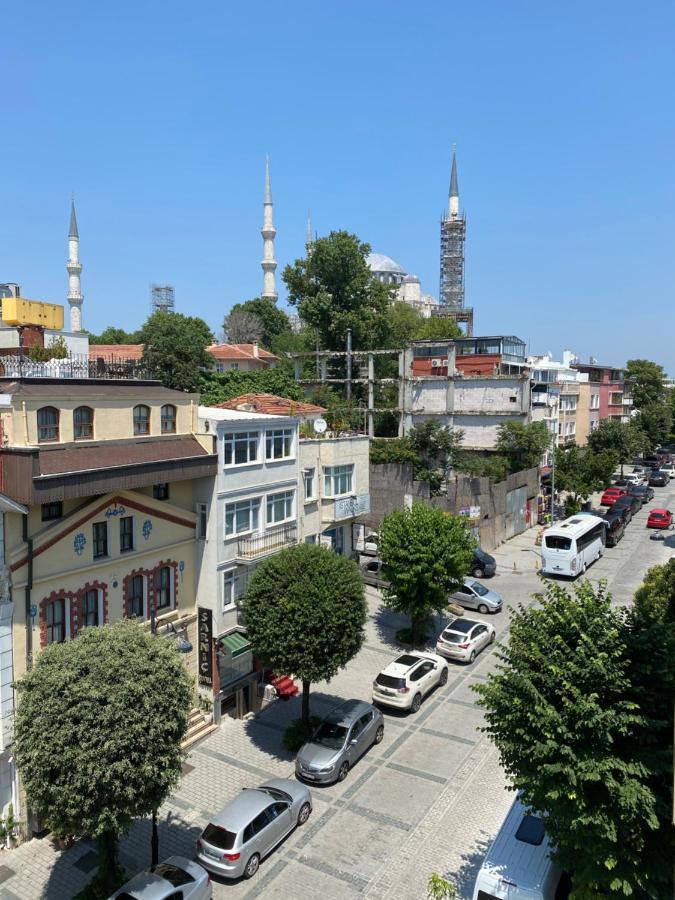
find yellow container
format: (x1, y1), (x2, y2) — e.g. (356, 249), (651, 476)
(1, 298), (65, 330)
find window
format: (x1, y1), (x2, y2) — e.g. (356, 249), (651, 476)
(265, 428), (293, 461)
(223, 569), (239, 608)
(197, 502), (208, 539)
(160, 404), (177, 434)
(303, 468), (315, 501)
(73, 406), (94, 440)
(46, 599), (66, 644)
(243, 811), (269, 842)
(41, 501), (63, 521)
(156, 566), (172, 610)
(215, 362), (225, 373)
(37, 406), (59, 443)
(127, 575), (144, 618)
(230, 362), (239, 370)
(590, 393), (600, 409)
(305, 534), (316, 545)
(92, 522), (108, 559)
(223, 431), (259, 466)
(225, 498), (260, 536)
(324, 464), (353, 497)
(153, 483), (170, 501)
(133, 404), (150, 435)
(515, 814), (546, 846)
(266, 490), (294, 526)
(81, 589), (99, 628)
(120, 516), (134, 552)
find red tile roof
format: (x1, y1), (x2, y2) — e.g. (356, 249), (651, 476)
(212, 393), (326, 416)
(89, 344), (144, 361)
(207, 343), (277, 362)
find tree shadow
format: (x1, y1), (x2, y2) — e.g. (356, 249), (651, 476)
(440, 835), (491, 899)
(373, 603), (451, 651)
(39, 813), (203, 899)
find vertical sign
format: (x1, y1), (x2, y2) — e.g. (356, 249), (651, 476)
(197, 606), (213, 687)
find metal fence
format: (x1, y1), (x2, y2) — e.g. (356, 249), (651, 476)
(0, 354), (148, 380)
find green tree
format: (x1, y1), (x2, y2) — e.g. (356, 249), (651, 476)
(87, 326), (141, 345)
(413, 316), (462, 341)
(242, 544), (366, 723)
(222, 308), (263, 344)
(283, 230), (395, 350)
(495, 421), (551, 472)
(633, 558), (675, 623)
(139, 311), (214, 392)
(475, 579), (674, 898)
(385, 301), (425, 347)
(378, 505), (475, 645)
(226, 297), (292, 350)
(14, 622), (192, 894)
(199, 367), (304, 406)
(626, 358), (667, 410)
(455, 452), (511, 483)
(408, 421), (465, 486)
(633, 402), (672, 449)
(587, 418), (647, 474)
(554, 445), (616, 505)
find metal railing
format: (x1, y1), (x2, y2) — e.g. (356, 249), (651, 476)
(0, 354), (149, 381)
(237, 524), (298, 560)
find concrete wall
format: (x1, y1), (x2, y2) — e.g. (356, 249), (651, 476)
(368, 463), (539, 552)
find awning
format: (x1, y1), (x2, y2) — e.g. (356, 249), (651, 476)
(219, 632), (251, 658)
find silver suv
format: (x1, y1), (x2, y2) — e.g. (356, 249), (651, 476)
(295, 699), (384, 784)
(196, 779), (312, 880)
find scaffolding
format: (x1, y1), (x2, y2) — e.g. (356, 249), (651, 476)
(151, 284), (175, 315)
(439, 214), (466, 310)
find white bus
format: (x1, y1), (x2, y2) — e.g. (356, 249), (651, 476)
(540, 514), (606, 578)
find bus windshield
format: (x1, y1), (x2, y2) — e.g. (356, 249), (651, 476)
(544, 535), (572, 551)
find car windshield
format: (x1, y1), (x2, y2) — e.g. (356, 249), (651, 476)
(442, 631), (468, 643)
(257, 786), (292, 803)
(376, 673), (406, 689)
(475, 549), (491, 562)
(469, 581), (489, 596)
(202, 823), (236, 850)
(150, 864), (194, 887)
(312, 722), (348, 750)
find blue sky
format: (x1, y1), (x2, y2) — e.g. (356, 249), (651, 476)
(3, 2), (675, 371)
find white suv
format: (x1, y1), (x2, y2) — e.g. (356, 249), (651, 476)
(372, 652), (448, 713)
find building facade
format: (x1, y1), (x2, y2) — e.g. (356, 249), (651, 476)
(572, 363), (632, 424)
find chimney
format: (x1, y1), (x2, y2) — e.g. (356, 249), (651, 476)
(252, 342), (259, 358)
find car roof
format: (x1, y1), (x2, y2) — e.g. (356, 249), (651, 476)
(210, 788), (278, 831)
(443, 619), (479, 634)
(650, 508), (669, 514)
(325, 699), (373, 725)
(113, 857), (200, 899)
(381, 652), (437, 676)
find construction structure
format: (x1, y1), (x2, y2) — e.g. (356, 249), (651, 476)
(439, 151), (474, 335)
(151, 284), (176, 315)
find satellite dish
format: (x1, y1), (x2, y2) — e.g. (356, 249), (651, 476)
(313, 417), (327, 434)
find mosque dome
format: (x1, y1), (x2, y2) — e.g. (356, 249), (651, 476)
(366, 253), (407, 276)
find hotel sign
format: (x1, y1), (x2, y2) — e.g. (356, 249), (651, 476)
(197, 607), (213, 687)
(334, 493), (371, 521)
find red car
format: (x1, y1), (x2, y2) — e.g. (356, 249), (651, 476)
(646, 508), (673, 529)
(600, 488), (629, 506)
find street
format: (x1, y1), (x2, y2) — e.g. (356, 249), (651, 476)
(3, 480), (673, 900)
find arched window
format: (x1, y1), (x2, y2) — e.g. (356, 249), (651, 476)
(161, 404), (177, 434)
(37, 406), (59, 443)
(73, 406), (94, 440)
(133, 404), (150, 435)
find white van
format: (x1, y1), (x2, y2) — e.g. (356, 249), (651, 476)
(472, 797), (569, 900)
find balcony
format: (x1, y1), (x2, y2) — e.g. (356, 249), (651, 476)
(237, 524), (297, 561)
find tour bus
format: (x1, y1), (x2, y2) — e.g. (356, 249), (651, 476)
(540, 514), (606, 578)
(472, 797), (570, 900)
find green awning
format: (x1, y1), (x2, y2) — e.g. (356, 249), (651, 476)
(220, 632), (251, 658)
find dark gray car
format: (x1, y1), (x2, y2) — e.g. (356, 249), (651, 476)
(295, 700), (384, 785)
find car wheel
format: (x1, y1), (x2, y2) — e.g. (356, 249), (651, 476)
(297, 801), (311, 826)
(337, 761), (350, 782)
(439, 668), (448, 686)
(374, 724), (384, 744)
(411, 693), (422, 713)
(472, 567), (484, 578)
(489, 631), (496, 644)
(469, 650), (476, 663)
(244, 854), (260, 879)
(477, 604), (489, 615)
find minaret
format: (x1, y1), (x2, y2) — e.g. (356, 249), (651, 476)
(306, 211), (314, 256)
(66, 199), (84, 331)
(439, 149), (466, 309)
(261, 156), (278, 302)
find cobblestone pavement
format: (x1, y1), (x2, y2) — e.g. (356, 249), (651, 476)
(2, 481), (672, 900)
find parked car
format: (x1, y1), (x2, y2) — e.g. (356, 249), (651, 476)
(363, 532), (379, 555)
(109, 857), (211, 899)
(372, 651), (448, 713)
(659, 462), (674, 479)
(436, 617), (496, 664)
(649, 470), (669, 487)
(295, 700), (384, 785)
(612, 494), (641, 519)
(470, 548), (496, 578)
(604, 516), (625, 547)
(628, 484), (655, 505)
(449, 578), (504, 614)
(604, 506), (630, 529)
(600, 487), (629, 506)
(646, 508), (673, 530)
(196, 779), (312, 880)
(623, 472), (645, 486)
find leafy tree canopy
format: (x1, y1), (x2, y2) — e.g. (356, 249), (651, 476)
(283, 230), (395, 350)
(475, 579), (675, 898)
(378, 504), (475, 644)
(626, 358), (667, 410)
(222, 308), (263, 344)
(495, 421), (551, 472)
(224, 297), (292, 350)
(139, 311), (214, 392)
(242, 544), (366, 722)
(455, 452), (511, 483)
(633, 402), (672, 449)
(199, 367), (304, 406)
(385, 301), (425, 348)
(413, 315), (462, 341)
(14, 622), (192, 890)
(587, 418), (648, 466)
(633, 558), (675, 623)
(553, 445), (616, 503)
(86, 326), (142, 345)
(408, 421), (464, 483)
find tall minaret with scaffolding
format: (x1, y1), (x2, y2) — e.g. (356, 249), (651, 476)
(439, 150), (465, 310)
(261, 157), (278, 302)
(66, 199), (84, 332)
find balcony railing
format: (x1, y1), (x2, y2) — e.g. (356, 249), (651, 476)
(0, 353), (149, 381)
(237, 524), (298, 560)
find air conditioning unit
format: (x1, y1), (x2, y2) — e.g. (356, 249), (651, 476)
(431, 358), (442, 368)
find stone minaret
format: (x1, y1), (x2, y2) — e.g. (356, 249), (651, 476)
(66, 199), (84, 331)
(261, 156), (278, 301)
(306, 211), (314, 256)
(439, 150), (466, 309)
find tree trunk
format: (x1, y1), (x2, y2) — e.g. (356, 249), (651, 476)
(301, 680), (311, 724)
(411, 615), (425, 647)
(96, 829), (120, 894)
(151, 809), (159, 866)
